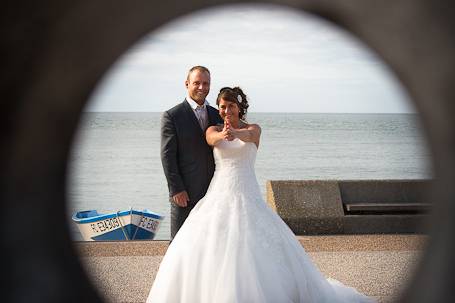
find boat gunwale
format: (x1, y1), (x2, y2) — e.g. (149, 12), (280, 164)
(72, 209), (164, 224)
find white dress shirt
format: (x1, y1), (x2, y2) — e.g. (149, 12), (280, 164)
(186, 95), (209, 130)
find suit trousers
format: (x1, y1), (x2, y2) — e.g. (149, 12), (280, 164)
(170, 200), (196, 240)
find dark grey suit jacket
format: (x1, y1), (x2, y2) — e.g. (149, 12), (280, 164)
(161, 100), (223, 205)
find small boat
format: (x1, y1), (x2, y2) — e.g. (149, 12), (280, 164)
(72, 208), (164, 241)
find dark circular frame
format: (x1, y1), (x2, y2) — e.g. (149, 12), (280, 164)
(2, 1), (455, 302)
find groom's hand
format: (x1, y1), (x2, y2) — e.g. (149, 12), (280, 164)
(172, 190), (189, 207)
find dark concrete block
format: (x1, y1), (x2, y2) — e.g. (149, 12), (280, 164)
(339, 180), (431, 204)
(343, 214), (429, 234)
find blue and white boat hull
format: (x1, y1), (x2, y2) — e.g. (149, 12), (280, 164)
(72, 209), (164, 241)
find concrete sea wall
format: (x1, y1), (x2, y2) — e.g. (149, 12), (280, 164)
(266, 179), (431, 234)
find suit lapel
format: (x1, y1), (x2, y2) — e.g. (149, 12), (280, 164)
(207, 106), (215, 126)
(207, 106), (221, 127)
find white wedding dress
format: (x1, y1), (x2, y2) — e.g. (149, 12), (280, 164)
(147, 138), (374, 303)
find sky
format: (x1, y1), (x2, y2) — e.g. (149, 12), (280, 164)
(85, 4), (415, 113)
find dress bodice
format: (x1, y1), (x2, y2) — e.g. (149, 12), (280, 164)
(213, 138), (257, 177)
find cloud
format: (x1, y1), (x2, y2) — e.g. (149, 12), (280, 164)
(86, 4), (414, 113)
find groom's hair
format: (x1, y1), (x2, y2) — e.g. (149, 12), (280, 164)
(187, 66), (210, 80)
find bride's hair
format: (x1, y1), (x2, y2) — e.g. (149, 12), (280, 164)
(216, 86), (249, 120)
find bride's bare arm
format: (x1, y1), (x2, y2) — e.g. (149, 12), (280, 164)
(232, 124), (261, 148)
(206, 125), (225, 146)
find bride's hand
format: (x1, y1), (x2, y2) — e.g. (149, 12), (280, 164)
(223, 119), (235, 141)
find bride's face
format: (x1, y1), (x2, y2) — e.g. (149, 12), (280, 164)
(218, 98), (240, 123)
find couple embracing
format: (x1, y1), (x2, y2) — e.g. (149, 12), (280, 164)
(147, 66), (374, 303)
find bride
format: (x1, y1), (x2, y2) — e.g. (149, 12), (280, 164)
(147, 87), (374, 303)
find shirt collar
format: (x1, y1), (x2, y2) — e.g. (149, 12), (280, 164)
(186, 95), (209, 110)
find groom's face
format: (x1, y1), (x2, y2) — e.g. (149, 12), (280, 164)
(185, 70), (210, 105)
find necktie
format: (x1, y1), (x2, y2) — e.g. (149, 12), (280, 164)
(196, 106), (206, 130)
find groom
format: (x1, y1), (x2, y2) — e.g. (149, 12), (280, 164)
(161, 66), (223, 239)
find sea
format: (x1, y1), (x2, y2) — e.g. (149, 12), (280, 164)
(67, 112), (432, 240)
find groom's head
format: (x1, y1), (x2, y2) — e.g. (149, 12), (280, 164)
(185, 66), (210, 105)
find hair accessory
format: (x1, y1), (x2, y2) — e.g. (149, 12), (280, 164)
(237, 95), (242, 103)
